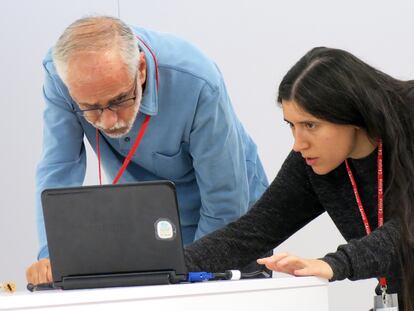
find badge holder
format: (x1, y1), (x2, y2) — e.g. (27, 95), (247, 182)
(373, 284), (398, 311)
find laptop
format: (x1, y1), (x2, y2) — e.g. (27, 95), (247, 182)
(41, 180), (188, 290)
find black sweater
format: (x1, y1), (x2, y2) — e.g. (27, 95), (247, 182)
(185, 149), (403, 304)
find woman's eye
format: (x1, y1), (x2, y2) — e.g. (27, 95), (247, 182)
(305, 122), (316, 129)
(285, 121), (294, 128)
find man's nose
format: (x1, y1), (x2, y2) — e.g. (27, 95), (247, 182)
(99, 108), (118, 128)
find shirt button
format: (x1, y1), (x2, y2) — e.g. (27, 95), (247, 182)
(124, 137), (130, 142)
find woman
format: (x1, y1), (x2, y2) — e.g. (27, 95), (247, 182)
(185, 47), (414, 310)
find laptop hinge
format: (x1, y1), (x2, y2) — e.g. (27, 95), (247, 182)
(61, 271), (177, 290)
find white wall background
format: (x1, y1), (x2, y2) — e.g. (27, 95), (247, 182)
(1, 1), (413, 310)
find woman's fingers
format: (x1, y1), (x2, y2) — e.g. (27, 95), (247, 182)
(257, 253), (299, 273)
(275, 255), (305, 273)
(257, 252), (289, 264)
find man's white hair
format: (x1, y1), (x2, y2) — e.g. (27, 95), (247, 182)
(52, 16), (140, 84)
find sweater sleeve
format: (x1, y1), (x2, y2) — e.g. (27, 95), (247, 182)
(185, 151), (325, 271)
(321, 219), (401, 282)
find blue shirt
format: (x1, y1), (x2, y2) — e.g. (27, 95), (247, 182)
(36, 26), (268, 259)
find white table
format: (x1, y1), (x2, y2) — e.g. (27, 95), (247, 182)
(0, 276), (328, 310)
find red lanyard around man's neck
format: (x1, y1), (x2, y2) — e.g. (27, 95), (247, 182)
(96, 115), (151, 185)
(344, 139), (387, 288)
(95, 35), (158, 185)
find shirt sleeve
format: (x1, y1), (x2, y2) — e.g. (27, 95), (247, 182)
(35, 59), (87, 259)
(185, 151), (325, 271)
(188, 79), (253, 240)
(321, 219), (402, 283)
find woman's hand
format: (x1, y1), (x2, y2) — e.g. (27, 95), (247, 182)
(257, 253), (334, 280)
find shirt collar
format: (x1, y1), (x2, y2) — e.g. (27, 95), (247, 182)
(137, 39), (159, 116)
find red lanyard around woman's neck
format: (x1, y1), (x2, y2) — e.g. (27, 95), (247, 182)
(95, 35), (158, 185)
(345, 139), (386, 288)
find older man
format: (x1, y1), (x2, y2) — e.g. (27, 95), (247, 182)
(26, 16), (268, 284)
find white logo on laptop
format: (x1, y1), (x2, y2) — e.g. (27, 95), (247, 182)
(155, 219), (176, 240)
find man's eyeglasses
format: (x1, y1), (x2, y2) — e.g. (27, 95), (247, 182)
(76, 96), (137, 118)
(76, 78), (137, 119)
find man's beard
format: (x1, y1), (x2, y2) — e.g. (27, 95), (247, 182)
(90, 82), (142, 139)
